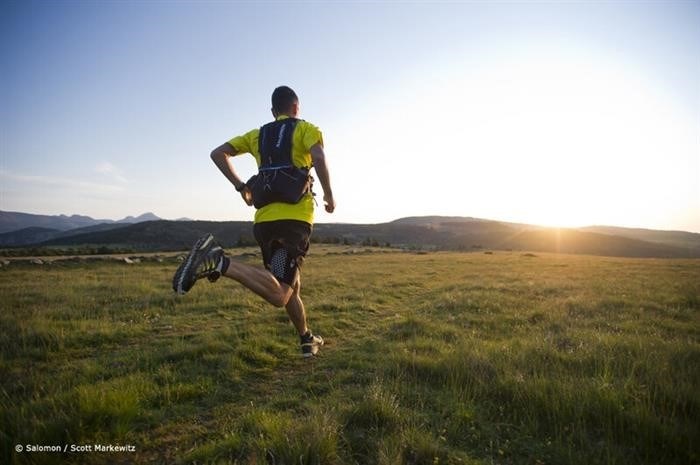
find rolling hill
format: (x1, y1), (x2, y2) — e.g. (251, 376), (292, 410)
(0, 227), (62, 247)
(0, 223), (141, 247)
(582, 225), (700, 253)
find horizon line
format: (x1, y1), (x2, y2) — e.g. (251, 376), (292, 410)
(2, 209), (699, 235)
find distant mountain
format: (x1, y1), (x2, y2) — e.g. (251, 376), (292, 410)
(0, 211), (162, 235)
(26, 216), (700, 258)
(116, 212), (161, 223)
(0, 211), (112, 234)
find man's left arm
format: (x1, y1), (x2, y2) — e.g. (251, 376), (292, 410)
(310, 143), (335, 213)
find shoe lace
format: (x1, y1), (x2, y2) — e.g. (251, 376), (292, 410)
(196, 248), (221, 278)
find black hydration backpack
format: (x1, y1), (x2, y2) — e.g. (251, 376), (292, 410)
(246, 118), (312, 209)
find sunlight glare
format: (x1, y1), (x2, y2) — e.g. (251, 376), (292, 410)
(339, 51), (696, 229)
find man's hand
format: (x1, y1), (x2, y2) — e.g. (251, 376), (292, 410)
(240, 185), (253, 206)
(323, 193), (335, 213)
(211, 143), (249, 198)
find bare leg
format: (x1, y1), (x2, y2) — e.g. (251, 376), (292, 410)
(222, 260), (293, 308)
(284, 277), (308, 336)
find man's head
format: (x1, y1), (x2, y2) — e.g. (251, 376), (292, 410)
(271, 86), (299, 118)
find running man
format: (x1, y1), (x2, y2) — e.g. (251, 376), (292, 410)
(172, 86), (335, 357)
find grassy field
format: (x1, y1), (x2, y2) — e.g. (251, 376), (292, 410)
(1, 248), (698, 464)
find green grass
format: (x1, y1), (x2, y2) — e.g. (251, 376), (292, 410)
(1, 249), (698, 464)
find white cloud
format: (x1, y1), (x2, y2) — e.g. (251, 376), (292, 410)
(95, 161), (129, 183)
(0, 169), (126, 194)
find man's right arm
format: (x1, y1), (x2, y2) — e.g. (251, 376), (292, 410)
(310, 143), (335, 213)
(210, 143), (253, 205)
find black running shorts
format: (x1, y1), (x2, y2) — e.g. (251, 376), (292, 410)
(253, 220), (312, 286)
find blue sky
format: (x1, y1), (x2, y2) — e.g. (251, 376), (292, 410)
(1, 1), (699, 232)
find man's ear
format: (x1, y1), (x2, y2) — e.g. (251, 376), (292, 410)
(271, 107), (278, 118)
(291, 102), (299, 116)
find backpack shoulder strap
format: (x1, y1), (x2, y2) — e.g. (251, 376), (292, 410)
(258, 118), (299, 169)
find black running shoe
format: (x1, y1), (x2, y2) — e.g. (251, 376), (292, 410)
(172, 233), (224, 295)
(301, 332), (324, 358)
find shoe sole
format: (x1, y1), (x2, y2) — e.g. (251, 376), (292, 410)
(173, 233), (214, 295)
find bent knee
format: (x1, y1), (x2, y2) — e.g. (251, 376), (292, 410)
(269, 287), (293, 308)
(269, 295), (287, 308)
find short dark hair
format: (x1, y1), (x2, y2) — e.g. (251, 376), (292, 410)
(271, 86), (298, 113)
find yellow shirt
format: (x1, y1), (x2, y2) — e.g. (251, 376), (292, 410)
(228, 115), (323, 224)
